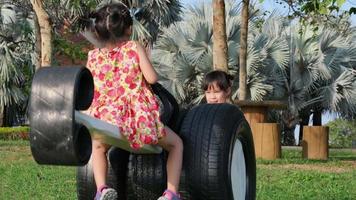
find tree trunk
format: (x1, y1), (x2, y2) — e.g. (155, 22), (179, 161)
(298, 112), (310, 145)
(212, 0), (228, 71)
(313, 110), (322, 126)
(30, 0), (52, 67)
(32, 12), (42, 71)
(238, 0), (249, 100)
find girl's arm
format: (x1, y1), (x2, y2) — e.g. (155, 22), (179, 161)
(136, 42), (158, 84)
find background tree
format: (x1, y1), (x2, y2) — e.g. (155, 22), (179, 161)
(29, 0), (182, 67)
(30, 0), (51, 67)
(276, 24), (356, 144)
(152, 1), (356, 145)
(327, 118), (356, 148)
(153, 2), (288, 107)
(213, 0), (228, 71)
(239, 0), (250, 100)
(272, 0), (356, 19)
(0, 2), (35, 126)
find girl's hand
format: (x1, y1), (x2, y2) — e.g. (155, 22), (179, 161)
(136, 42), (158, 84)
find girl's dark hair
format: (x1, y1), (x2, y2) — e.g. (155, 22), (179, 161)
(202, 70), (233, 92)
(89, 3), (133, 42)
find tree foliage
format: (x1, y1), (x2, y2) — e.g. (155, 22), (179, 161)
(153, 2), (288, 107)
(269, 0), (356, 32)
(327, 119), (356, 148)
(0, 3), (35, 126)
(54, 0), (182, 45)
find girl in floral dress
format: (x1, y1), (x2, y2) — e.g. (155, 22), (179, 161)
(83, 3), (183, 200)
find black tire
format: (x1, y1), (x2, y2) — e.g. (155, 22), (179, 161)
(29, 66), (93, 166)
(126, 154), (192, 200)
(77, 147), (129, 200)
(126, 109), (191, 200)
(126, 84), (188, 200)
(126, 153), (167, 200)
(180, 104), (256, 200)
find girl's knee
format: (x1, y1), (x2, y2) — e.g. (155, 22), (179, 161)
(92, 140), (110, 153)
(175, 136), (183, 150)
(170, 135), (184, 153)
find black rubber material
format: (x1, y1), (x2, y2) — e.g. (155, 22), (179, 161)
(151, 83), (179, 126)
(108, 147), (130, 199)
(29, 66), (93, 166)
(76, 147), (129, 200)
(180, 104), (256, 200)
(126, 84), (187, 200)
(125, 112), (191, 200)
(126, 153), (167, 200)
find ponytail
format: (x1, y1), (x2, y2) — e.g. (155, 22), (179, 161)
(82, 2), (133, 43)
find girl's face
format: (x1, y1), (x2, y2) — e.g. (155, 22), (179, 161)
(205, 82), (230, 104)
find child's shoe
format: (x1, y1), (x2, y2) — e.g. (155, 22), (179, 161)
(157, 189), (181, 200)
(94, 185), (117, 200)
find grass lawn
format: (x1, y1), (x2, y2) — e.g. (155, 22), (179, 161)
(0, 140), (355, 200)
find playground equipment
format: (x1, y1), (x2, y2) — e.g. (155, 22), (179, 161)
(29, 66), (256, 200)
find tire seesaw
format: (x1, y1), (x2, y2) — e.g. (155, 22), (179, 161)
(28, 66), (256, 200)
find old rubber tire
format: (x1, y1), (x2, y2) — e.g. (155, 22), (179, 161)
(76, 147), (129, 200)
(29, 66), (93, 166)
(126, 109), (191, 200)
(126, 153), (167, 200)
(126, 84), (187, 200)
(180, 103), (256, 200)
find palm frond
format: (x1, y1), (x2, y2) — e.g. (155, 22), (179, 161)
(321, 69), (356, 114)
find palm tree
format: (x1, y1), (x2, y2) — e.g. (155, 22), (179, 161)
(30, 0), (52, 67)
(0, 3), (35, 126)
(59, 0), (181, 46)
(279, 24), (356, 144)
(239, 0), (249, 100)
(152, 2), (289, 107)
(212, 0), (228, 71)
(29, 0), (182, 68)
(152, 3), (356, 145)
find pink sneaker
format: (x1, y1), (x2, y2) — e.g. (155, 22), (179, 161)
(157, 189), (181, 200)
(94, 185), (117, 200)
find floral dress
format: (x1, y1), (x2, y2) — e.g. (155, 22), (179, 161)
(86, 41), (166, 150)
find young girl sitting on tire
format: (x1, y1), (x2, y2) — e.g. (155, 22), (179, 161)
(83, 2), (183, 200)
(203, 70), (233, 104)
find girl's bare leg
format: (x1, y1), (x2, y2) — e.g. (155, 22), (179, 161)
(92, 139), (111, 189)
(158, 126), (184, 193)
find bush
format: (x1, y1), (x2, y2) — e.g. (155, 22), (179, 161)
(327, 119), (356, 148)
(0, 126), (29, 140)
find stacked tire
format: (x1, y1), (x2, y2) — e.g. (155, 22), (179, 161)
(77, 103), (256, 200)
(125, 104), (256, 200)
(179, 103), (256, 200)
(76, 147), (129, 200)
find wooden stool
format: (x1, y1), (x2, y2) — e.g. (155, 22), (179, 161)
(251, 123), (281, 160)
(302, 126), (329, 160)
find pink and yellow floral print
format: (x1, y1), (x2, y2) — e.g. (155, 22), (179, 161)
(86, 41), (166, 150)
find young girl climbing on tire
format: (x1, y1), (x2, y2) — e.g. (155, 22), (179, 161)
(203, 70), (233, 104)
(83, 2), (183, 200)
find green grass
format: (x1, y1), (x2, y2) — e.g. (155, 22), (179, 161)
(256, 148), (356, 200)
(0, 140), (355, 200)
(0, 140), (76, 200)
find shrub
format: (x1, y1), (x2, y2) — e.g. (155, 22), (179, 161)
(327, 119), (356, 148)
(0, 126), (29, 140)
